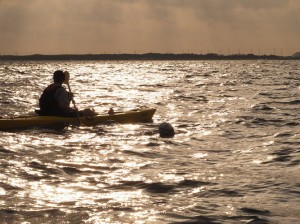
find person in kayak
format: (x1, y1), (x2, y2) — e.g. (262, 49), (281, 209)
(38, 70), (95, 117)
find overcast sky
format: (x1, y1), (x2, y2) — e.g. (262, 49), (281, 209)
(0, 0), (299, 55)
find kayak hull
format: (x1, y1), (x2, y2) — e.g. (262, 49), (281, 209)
(0, 108), (156, 131)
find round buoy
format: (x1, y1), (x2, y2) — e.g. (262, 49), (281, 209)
(159, 122), (175, 138)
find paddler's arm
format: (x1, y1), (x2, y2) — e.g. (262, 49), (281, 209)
(55, 87), (78, 113)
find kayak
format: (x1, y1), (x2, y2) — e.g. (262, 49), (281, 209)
(0, 108), (156, 131)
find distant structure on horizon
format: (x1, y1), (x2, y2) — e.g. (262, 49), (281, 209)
(292, 52), (300, 58)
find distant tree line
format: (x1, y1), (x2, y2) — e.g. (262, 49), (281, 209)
(0, 53), (299, 61)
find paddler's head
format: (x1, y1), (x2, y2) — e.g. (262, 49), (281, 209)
(63, 71), (70, 84)
(53, 70), (65, 84)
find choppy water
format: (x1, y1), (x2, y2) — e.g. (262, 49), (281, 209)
(0, 60), (299, 224)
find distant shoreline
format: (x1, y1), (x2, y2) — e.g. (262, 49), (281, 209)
(0, 53), (299, 61)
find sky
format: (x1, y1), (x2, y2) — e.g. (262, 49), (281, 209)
(0, 0), (299, 56)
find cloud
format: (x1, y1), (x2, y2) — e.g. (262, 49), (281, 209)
(0, 0), (299, 55)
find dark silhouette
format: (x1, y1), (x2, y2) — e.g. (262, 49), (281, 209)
(38, 70), (96, 117)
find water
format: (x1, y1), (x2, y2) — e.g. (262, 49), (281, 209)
(0, 60), (299, 223)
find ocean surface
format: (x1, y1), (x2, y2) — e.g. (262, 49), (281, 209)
(0, 60), (299, 224)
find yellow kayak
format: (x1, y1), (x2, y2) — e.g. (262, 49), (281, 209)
(0, 108), (156, 131)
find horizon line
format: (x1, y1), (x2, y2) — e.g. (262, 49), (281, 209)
(0, 51), (299, 56)
(0, 52), (300, 60)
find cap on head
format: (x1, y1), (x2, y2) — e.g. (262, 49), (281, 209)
(53, 70), (65, 83)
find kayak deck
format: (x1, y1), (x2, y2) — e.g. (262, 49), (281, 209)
(0, 108), (156, 131)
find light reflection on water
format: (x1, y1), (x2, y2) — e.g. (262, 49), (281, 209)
(0, 60), (299, 223)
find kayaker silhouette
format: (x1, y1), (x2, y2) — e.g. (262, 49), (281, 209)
(37, 70), (95, 117)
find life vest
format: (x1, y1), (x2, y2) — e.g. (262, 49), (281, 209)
(39, 84), (63, 115)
